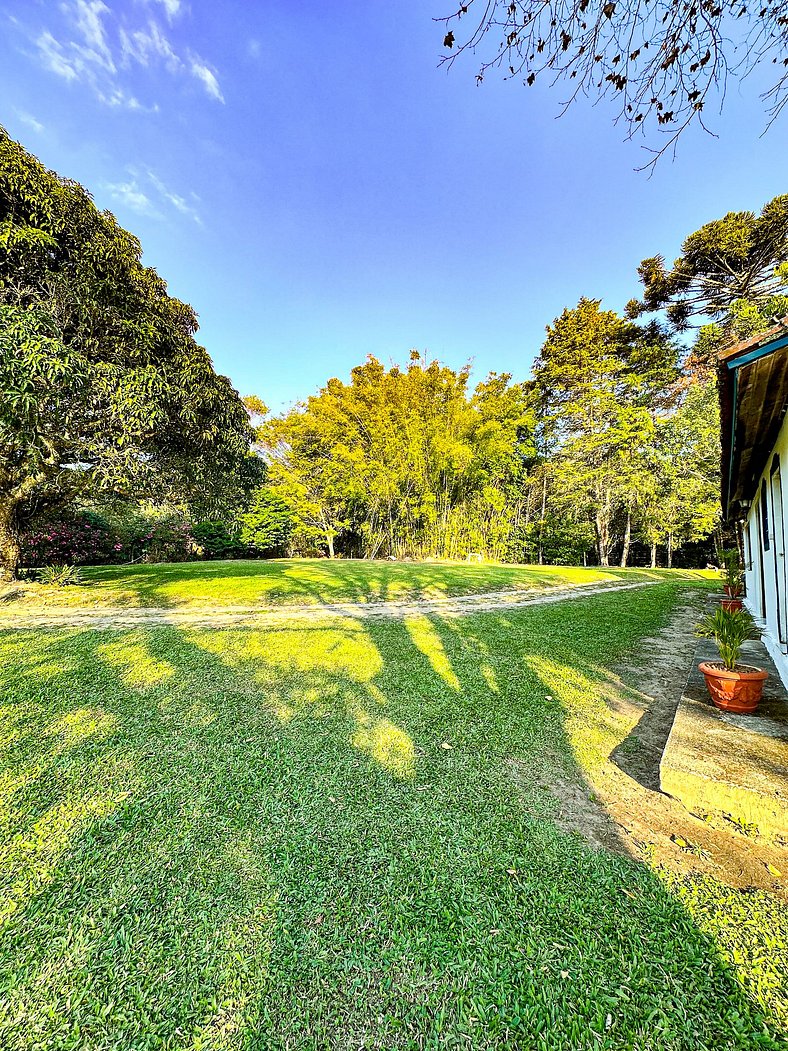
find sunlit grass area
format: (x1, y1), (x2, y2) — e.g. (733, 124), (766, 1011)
(7, 557), (717, 610)
(1, 578), (784, 1049)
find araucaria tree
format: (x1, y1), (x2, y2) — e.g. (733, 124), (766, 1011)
(0, 129), (253, 578)
(627, 195), (788, 334)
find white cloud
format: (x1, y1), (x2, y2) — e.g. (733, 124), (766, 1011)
(146, 170), (202, 224)
(107, 169), (201, 224)
(35, 3), (116, 87)
(189, 56), (223, 102)
(36, 30), (80, 81)
(99, 87), (158, 112)
(105, 179), (158, 215)
(148, 0), (183, 21)
(120, 20), (180, 72)
(16, 111), (45, 134)
(29, 1), (222, 109)
(72, 0), (115, 72)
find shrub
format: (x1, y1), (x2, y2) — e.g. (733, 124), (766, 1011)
(22, 503), (196, 567)
(192, 521), (247, 560)
(506, 515), (595, 565)
(22, 510), (117, 567)
(108, 503), (194, 563)
(38, 564), (83, 587)
(238, 489), (293, 553)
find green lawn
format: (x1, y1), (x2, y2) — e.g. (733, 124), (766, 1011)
(0, 574), (784, 1049)
(8, 557), (716, 609)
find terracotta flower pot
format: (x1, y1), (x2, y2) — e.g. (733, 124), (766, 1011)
(699, 661), (767, 714)
(721, 597), (743, 612)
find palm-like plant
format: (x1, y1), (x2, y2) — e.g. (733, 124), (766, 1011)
(721, 548), (744, 597)
(696, 606), (757, 671)
(38, 564), (83, 587)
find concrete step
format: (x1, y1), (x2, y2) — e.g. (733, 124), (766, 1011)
(660, 637), (788, 842)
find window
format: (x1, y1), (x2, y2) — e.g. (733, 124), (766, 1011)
(762, 480), (771, 551)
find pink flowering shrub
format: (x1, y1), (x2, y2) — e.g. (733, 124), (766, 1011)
(22, 511), (118, 567)
(121, 514), (194, 563)
(22, 506), (196, 567)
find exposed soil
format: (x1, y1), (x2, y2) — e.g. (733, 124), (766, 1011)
(0, 579), (655, 628)
(516, 593), (788, 898)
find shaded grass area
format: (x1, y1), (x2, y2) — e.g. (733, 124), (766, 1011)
(9, 557), (716, 610)
(0, 580), (784, 1049)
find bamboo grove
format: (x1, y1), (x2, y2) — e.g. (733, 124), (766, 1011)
(256, 299), (721, 567)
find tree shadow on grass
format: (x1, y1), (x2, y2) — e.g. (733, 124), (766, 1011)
(0, 589), (784, 1049)
(77, 558), (685, 612)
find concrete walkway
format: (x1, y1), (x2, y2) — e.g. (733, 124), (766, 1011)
(0, 579), (657, 629)
(660, 634), (788, 842)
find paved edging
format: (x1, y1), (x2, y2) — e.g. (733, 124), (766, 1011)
(660, 634), (788, 841)
(0, 580), (658, 629)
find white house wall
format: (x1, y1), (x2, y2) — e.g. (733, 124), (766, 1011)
(743, 408), (788, 687)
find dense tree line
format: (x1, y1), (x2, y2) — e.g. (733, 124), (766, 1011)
(251, 198), (788, 567)
(259, 354), (535, 561)
(254, 302), (719, 567)
(3, 127), (786, 573)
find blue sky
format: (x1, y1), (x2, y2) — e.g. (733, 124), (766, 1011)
(2, 0), (787, 412)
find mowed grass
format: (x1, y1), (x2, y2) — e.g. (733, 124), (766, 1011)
(7, 556), (716, 610)
(1, 577), (785, 1050)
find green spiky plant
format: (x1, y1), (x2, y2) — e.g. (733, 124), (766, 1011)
(38, 564), (83, 587)
(696, 605), (758, 671)
(720, 548), (744, 597)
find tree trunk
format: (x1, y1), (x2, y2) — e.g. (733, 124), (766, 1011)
(667, 532), (673, 569)
(713, 527), (724, 566)
(0, 501), (21, 581)
(522, 483), (535, 562)
(326, 533), (335, 559)
(595, 513), (610, 567)
(538, 472), (547, 565)
(619, 508), (632, 569)
(650, 541), (657, 569)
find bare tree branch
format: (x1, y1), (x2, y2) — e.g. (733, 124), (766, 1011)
(437, 0), (788, 167)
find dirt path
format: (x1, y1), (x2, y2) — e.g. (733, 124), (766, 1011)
(519, 592), (788, 897)
(0, 579), (656, 629)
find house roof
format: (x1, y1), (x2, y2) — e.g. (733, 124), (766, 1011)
(719, 318), (788, 518)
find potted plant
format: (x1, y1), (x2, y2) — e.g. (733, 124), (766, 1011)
(696, 605), (767, 714)
(720, 548), (744, 611)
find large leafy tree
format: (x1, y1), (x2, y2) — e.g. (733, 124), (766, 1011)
(438, 1), (788, 162)
(533, 298), (679, 566)
(238, 488), (293, 553)
(637, 378), (721, 565)
(0, 129), (253, 578)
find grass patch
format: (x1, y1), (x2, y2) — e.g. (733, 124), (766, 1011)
(0, 577), (783, 1049)
(6, 558), (717, 611)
